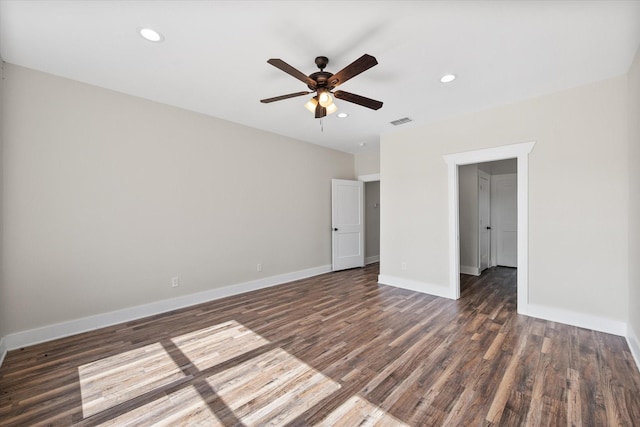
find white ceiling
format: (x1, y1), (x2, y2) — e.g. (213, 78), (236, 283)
(1, 1), (639, 153)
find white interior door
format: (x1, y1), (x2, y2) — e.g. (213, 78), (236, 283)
(332, 179), (364, 271)
(478, 171), (491, 272)
(494, 174), (518, 267)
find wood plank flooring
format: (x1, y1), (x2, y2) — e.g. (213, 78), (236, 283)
(1, 265), (639, 426)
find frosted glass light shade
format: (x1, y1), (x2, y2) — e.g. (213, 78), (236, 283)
(318, 91), (333, 107)
(304, 97), (318, 112)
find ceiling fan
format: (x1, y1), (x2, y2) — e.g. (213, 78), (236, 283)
(260, 54), (383, 119)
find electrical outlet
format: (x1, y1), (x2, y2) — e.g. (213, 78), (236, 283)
(171, 276), (180, 287)
(401, 262), (407, 271)
(257, 263), (262, 272)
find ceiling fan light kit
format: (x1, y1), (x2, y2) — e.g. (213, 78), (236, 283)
(260, 54), (383, 119)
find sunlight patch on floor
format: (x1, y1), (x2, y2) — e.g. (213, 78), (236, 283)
(316, 395), (410, 427)
(78, 321), (397, 425)
(97, 385), (221, 426)
(207, 347), (341, 426)
(78, 342), (185, 418)
(171, 319), (270, 370)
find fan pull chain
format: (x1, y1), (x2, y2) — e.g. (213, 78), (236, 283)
(320, 118), (324, 132)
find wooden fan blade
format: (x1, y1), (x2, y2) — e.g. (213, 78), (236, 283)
(328, 54), (378, 88)
(267, 59), (317, 89)
(260, 91), (311, 103)
(315, 103), (327, 119)
(334, 90), (383, 110)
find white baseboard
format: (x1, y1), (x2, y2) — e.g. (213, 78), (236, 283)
(378, 274), (455, 299)
(522, 303), (627, 337)
(377, 275), (629, 338)
(627, 324), (640, 372)
(3, 265), (634, 373)
(0, 337), (6, 368)
(366, 255), (380, 265)
(460, 265), (480, 276)
(2, 264), (331, 354)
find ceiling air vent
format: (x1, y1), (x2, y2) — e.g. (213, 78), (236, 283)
(390, 117), (412, 126)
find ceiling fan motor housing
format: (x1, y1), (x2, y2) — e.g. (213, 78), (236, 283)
(308, 71), (334, 91)
(309, 56), (334, 90)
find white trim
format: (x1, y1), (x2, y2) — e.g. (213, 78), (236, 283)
(516, 150), (532, 312)
(524, 303), (626, 337)
(443, 141), (535, 311)
(378, 274), (456, 299)
(628, 324), (640, 372)
(366, 255), (380, 265)
(446, 155), (462, 298)
(0, 337), (7, 368)
(460, 265), (480, 276)
(2, 264), (331, 352)
(379, 272), (634, 345)
(358, 173), (380, 182)
(377, 274), (631, 342)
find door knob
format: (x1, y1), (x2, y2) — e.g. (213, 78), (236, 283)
(486, 226), (491, 230)
(333, 228), (339, 231)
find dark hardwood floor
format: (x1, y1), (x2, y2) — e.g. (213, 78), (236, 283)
(1, 264), (639, 426)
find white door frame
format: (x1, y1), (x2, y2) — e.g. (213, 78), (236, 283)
(357, 173), (380, 183)
(444, 141), (535, 313)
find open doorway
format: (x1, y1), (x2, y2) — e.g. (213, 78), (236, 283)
(458, 159), (517, 276)
(443, 141), (535, 314)
(357, 173), (381, 266)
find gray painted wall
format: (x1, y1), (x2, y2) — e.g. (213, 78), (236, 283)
(628, 47), (640, 348)
(0, 64), (355, 335)
(381, 75), (629, 322)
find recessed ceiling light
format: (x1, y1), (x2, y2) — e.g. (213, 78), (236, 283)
(138, 27), (164, 42)
(440, 74), (456, 83)
(359, 142), (367, 147)
(337, 113), (349, 118)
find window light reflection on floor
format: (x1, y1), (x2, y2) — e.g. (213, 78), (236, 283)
(78, 342), (185, 418)
(206, 347), (341, 425)
(97, 385), (221, 426)
(170, 320), (269, 370)
(316, 395), (410, 426)
(77, 320), (404, 425)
